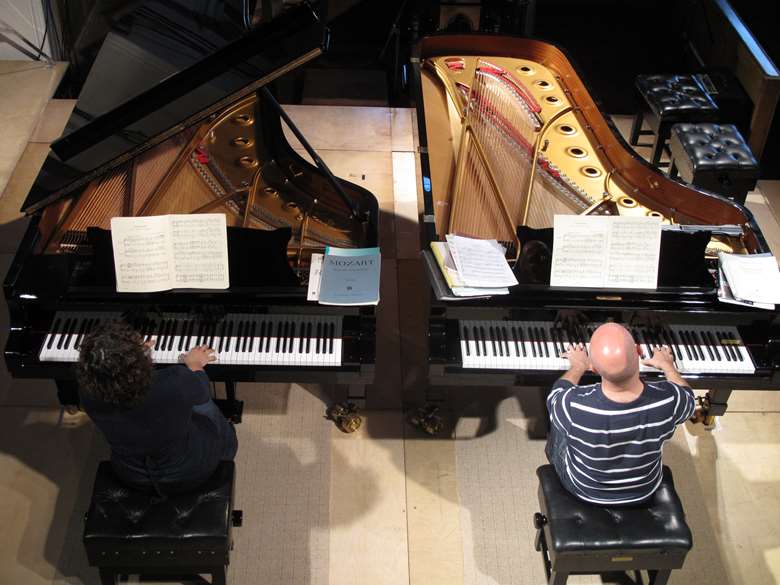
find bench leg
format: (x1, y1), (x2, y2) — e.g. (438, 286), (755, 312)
(629, 111), (644, 146)
(98, 568), (117, 585)
(649, 569), (671, 585)
(211, 566), (226, 585)
(548, 570), (568, 585)
(668, 159), (678, 179)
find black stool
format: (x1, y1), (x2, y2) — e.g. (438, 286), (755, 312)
(630, 74), (719, 167)
(669, 123), (759, 206)
(534, 465), (692, 585)
(83, 461), (242, 585)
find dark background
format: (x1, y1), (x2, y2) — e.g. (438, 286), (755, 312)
(48, 0), (780, 175)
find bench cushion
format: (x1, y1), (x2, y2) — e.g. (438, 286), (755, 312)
(83, 461), (234, 565)
(636, 74), (717, 120)
(537, 464), (692, 555)
(671, 123), (758, 172)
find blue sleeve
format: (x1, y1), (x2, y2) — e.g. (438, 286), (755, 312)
(671, 383), (696, 424)
(171, 365), (211, 406)
(547, 379), (574, 432)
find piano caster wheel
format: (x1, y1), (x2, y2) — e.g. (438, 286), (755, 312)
(408, 404), (444, 436)
(326, 401), (362, 433)
(64, 404), (80, 416)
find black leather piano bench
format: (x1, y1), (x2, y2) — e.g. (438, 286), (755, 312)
(83, 461), (242, 585)
(668, 122), (759, 206)
(533, 465), (692, 585)
(630, 74), (719, 167)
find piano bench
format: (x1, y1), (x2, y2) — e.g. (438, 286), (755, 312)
(668, 122), (759, 206)
(534, 465), (692, 585)
(631, 73), (719, 167)
(83, 461), (240, 585)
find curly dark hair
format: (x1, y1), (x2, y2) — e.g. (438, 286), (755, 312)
(77, 320), (153, 408)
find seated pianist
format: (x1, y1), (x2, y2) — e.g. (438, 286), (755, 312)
(546, 323), (696, 506)
(77, 321), (238, 496)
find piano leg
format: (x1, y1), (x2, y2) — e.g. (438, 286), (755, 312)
(214, 381), (244, 425)
(702, 389), (733, 426)
(55, 379), (79, 411)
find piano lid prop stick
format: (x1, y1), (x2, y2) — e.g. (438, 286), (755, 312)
(259, 87), (361, 219)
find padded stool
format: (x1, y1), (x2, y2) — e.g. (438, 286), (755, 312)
(630, 74), (719, 167)
(534, 465), (692, 585)
(83, 461), (242, 585)
(669, 123), (759, 205)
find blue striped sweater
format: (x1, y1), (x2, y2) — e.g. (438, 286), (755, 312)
(547, 379), (695, 505)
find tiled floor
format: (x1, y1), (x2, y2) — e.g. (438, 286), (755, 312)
(0, 71), (779, 585)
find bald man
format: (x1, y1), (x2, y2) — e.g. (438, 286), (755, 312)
(546, 323), (695, 506)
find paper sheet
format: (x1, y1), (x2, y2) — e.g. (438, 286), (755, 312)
(719, 252), (780, 304)
(445, 235), (518, 288)
(550, 215), (662, 289)
(111, 214), (229, 292)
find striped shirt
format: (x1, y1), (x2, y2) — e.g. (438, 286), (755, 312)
(547, 379), (695, 505)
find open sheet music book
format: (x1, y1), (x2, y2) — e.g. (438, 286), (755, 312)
(110, 214), (229, 293)
(550, 215), (662, 289)
(718, 252), (780, 307)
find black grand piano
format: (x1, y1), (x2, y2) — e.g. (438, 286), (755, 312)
(3, 3), (378, 416)
(413, 34), (780, 425)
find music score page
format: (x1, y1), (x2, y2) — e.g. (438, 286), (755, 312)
(111, 214), (229, 293)
(550, 215), (662, 289)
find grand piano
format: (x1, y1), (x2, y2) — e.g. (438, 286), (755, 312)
(413, 34), (780, 425)
(3, 3), (378, 416)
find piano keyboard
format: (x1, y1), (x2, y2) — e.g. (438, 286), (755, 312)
(39, 312), (343, 367)
(459, 320), (755, 375)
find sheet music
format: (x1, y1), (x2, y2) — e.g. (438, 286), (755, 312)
(550, 215), (662, 289)
(111, 214), (229, 293)
(445, 235), (518, 288)
(170, 214), (229, 289)
(719, 252), (780, 304)
(111, 215), (173, 293)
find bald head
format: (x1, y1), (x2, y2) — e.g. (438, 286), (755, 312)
(589, 323), (639, 386)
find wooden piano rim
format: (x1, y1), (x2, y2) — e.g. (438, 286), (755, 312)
(417, 34), (767, 254)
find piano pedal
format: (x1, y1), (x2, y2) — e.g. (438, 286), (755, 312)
(408, 404), (444, 436)
(694, 395), (716, 427)
(325, 401), (362, 434)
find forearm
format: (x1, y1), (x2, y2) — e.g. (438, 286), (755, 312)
(663, 367), (688, 388)
(560, 367), (586, 386)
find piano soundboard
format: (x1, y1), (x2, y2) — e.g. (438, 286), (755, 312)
(458, 319), (755, 375)
(39, 312), (343, 367)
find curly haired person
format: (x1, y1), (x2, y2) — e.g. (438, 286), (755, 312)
(77, 320), (237, 496)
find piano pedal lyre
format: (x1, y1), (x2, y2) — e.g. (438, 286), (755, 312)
(325, 401), (362, 433)
(408, 404), (445, 436)
(695, 394), (716, 427)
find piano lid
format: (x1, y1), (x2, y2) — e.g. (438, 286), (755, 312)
(23, 1), (327, 215)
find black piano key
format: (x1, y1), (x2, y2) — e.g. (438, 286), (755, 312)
(489, 326), (497, 357)
(289, 322), (297, 353)
(549, 327), (558, 357)
(670, 329), (689, 360)
(502, 326), (511, 357)
(698, 330), (716, 361)
(258, 321), (267, 353)
(328, 322), (335, 354)
(225, 321), (234, 352)
(297, 321), (305, 353)
(158, 320), (171, 350)
(472, 326), (480, 357)
(63, 318), (78, 349)
(249, 321), (257, 353)
(178, 321), (188, 352)
(315, 322), (322, 354)
(462, 326), (470, 357)
(495, 326), (504, 357)
(704, 331), (722, 361)
(472, 325), (487, 356)
(718, 330), (736, 361)
(235, 321), (245, 352)
(659, 328), (676, 360)
(47, 317), (61, 349)
(57, 318), (72, 350)
(74, 318), (88, 350)
(305, 322), (312, 354)
(691, 330), (711, 361)
(728, 332), (744, 361)
(514, 326), (525, 357)
(683, 331), (700, 361)
(538, 327), (549, 358)
(715, 330), (732, 361)
(165, 321), (176, 351)
(529, 327), (537, 357)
